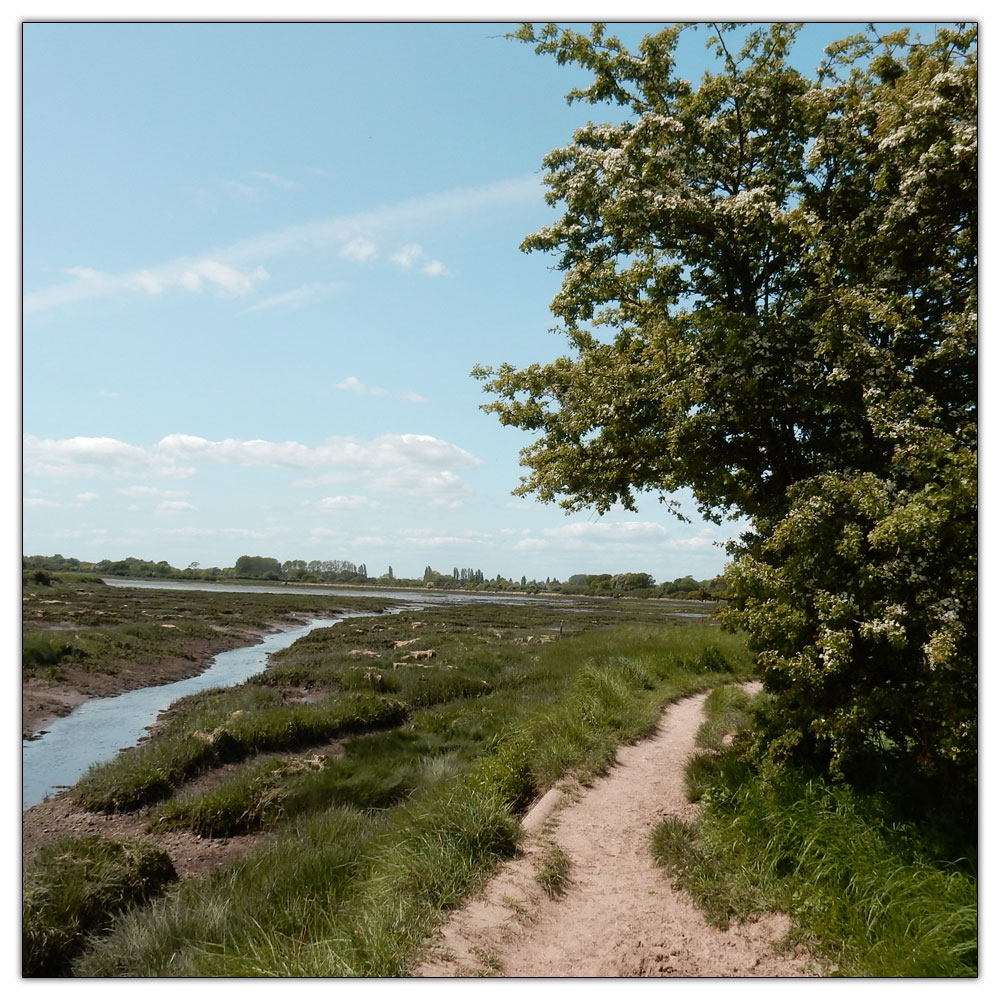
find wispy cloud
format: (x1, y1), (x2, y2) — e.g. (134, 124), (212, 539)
(242, 281), (344, 313)
(511, 522), (723, 554)
(28, 259), (269, 312)
(222, 179), (259, 201)
(25, 175), (541, 314)
(334, 376), (426, 403)
(334, 376), (386, 397)
(23, 491), (101, 509)
(250, 171), (298, 190)
(116, 485), (189, 498)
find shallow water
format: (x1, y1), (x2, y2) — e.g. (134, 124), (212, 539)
(21, 615), (351, 810)
(101, 577), (546, 605)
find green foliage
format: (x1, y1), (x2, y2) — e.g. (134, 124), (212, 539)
(475, 21), (977, 801)
(535, 841), (571, 898)
(233, 554), (283, 579)
(23, 835), (176, 976)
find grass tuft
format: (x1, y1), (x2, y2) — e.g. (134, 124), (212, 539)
(23, 835), (177, 976)
(535, 841), (571, 898)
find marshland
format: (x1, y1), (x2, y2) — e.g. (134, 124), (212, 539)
(21, 573), (975, 977)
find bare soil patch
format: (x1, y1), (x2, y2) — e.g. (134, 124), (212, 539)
(20, 792), (258, 880)
(21, 733), (347, 880)
(416, 689), (812, 978)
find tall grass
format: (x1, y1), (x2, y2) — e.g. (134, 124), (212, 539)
(651, 688), (978, 978)
(72, 692), (408, 811)
(23, 835), (177, 976)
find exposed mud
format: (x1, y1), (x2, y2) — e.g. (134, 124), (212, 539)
(21, 735), (347, 880)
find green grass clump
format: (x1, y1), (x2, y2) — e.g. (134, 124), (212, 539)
(153, 752), (419, 837)
(72, 693), (409, 811)
(536, 841), (571, 898)
(652, 690), (977, 977)
(23, 835), (177, 976)
(73, 806), (384, 977)
(694, 685), (755, 749)
(22, 632), (83, 675)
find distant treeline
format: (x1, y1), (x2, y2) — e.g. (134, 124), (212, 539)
(22, 554), (727, 600)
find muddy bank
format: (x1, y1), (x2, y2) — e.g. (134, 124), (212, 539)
(22, 630), (270, 740)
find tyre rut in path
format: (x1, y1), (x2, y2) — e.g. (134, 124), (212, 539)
(415, 687), (812, 978)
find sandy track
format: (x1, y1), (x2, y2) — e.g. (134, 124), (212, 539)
(415, 688), (811, 978)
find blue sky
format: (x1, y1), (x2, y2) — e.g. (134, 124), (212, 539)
(21, 14), (940, 583)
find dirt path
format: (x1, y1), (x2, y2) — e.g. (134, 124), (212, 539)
(415, 688), (812, 978)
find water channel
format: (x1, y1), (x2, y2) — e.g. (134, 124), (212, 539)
(22, 611), (376, 809)
(99, 577), (547, 605)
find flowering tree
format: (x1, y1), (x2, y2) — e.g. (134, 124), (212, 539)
(474, 22), (977, 798)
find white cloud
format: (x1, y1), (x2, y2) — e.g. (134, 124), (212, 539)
(369, 468), (473, 501)
(116, 485), (188, 498)
(421, 259), (449, 277)
(316, 495), (379, 511)
(155, 500), (197, 515)
(391, 243), (423, 269)
(23, 434), (195, 480)
(334, 376), (385, 396)
(26, 433), (482, 507)
(147, 526), (271, 541)
(339, 237), (377, 263)
(75, 492), (99, 503)
(334, 377), (425, 403)
(391, 242), (449, 277)
(153, 431), (481, 472)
